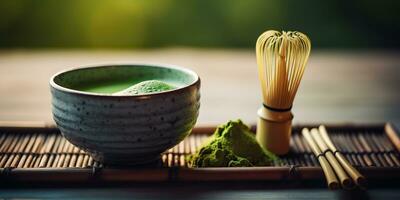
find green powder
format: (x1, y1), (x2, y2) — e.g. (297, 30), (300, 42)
(114, 80), (176, 95)
(189, 120), (277, 167)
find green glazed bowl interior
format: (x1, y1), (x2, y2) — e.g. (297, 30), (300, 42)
(52, 63), (198, 94)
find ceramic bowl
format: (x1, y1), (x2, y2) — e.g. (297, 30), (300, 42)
(50, 64), (200, 165)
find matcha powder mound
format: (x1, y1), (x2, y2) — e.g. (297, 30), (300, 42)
(114, 80), (176, 95)
(189, 120), (278, 167)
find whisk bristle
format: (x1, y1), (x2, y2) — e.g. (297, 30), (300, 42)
(256, 30), (311, 109)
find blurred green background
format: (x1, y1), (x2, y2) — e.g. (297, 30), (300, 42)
(0, 0), (399, 49)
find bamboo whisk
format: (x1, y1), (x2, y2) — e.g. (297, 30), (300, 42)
(255, 30), (311, 155)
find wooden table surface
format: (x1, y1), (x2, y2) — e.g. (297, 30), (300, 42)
(0, 49), (400, 126)
(0, 48), (400, 199)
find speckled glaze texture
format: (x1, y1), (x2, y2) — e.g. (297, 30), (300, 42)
(50, 64), (200, 165)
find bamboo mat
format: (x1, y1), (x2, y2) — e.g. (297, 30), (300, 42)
(0, 124), (399, 169)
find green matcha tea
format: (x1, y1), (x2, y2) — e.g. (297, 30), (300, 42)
(78, 79), (177, 94)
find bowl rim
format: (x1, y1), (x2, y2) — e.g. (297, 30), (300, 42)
(50, 62), (200, 97)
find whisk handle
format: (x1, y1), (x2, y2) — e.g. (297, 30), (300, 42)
(256, 106), (293, 155)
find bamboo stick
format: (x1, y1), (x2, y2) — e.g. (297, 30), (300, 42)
(310, 128), (353, 189)
(33, 135), (49, 168)
(290, 136), (300, 153)
(300, 135), (312, 153)
(17, 134), (38, 168)
(52, 137), (66, 168)
(72, 146), (81, 168)
(46, 135), (63, 167)
(332, 134), (346, 153)
(173, 140), (180, 167)
(385, 123), (400, 152)
(0, 134), (22, 167)
(355, 154), (366, 167)
(389, 153), (400, 166)
(293, 134), (306, 153)
(2, 134), (24, 168)
(379, 133), (396, 151)
(82, 155), (90, 167)
(69, 145), (81, 168)
(338, 135), (359, 166)
(371, 134), (396, 166)
(376, 133), (400, 166)
(76, 153), (84, 168)
(39, 134), (57, 167)
(33, 153), (42, 168)
(0, 134), (16, 154)
(366, 134), (390, 167)
(319, 126), (366, 187)
(302, 128), (339, 189)
(189, 134), (196, 154)
(358, 134), (381, 166)
(6, 134), (31, 167)
(167, 152), (173, 167)
(69, 154), (77, 167)
(62, 141), (75, 167)
(161, 154), (167, 167)
(0, 133), (8, 148)
(24, 134), (45, 168)
(10, 134), (32, 167)
(184, 136), (191, 155)
(87, 156), (94, 167)
(57, 139), (70, 168)
(349, 133), (372, 167)
(349, 135), (364, 167)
